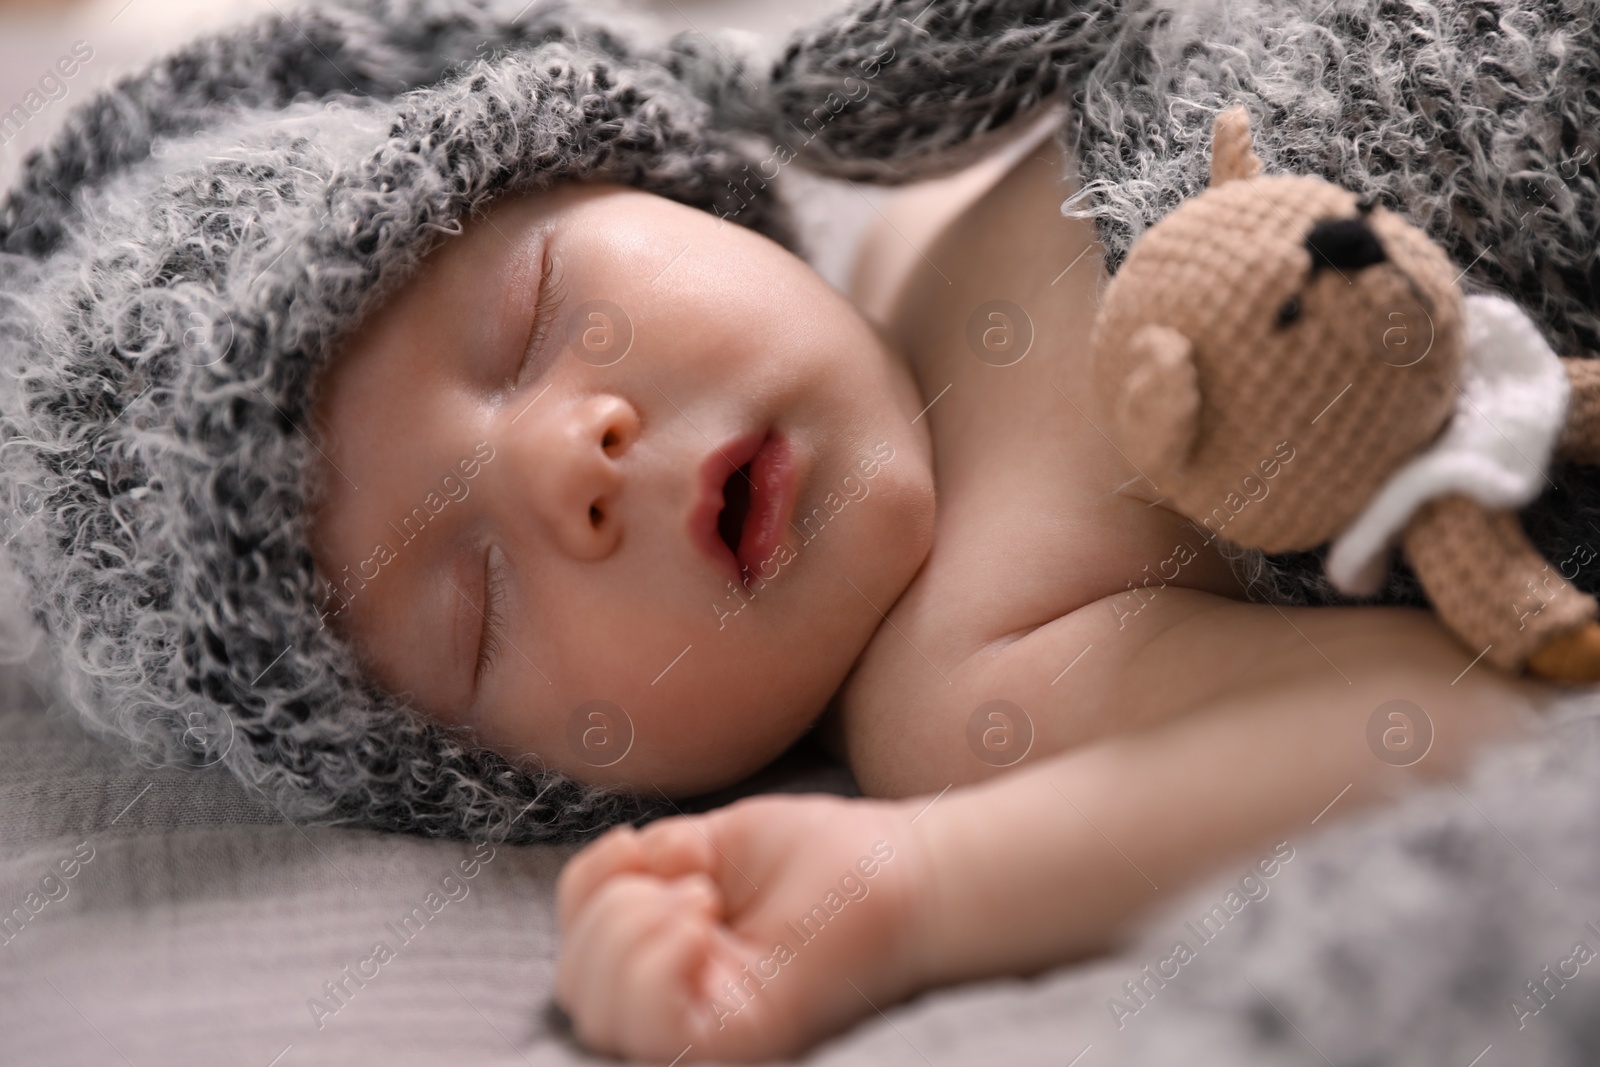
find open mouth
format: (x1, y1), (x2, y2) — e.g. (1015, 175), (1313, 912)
(717, 462), (754, 559)
(692, 431), (798, 584)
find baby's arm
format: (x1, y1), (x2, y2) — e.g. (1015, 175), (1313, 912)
(558, 591), (1550, 1061)
(909, 590), (1546, 983)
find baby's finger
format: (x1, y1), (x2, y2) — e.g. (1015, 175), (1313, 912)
(557, 817), (721, 931)
(636, 817), (721, 883)
(558, 875), (697, 1047)
(615, 910), (715, 1061)
(556, 823), (643, 929)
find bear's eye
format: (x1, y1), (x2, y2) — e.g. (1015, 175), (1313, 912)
(1275, 294), (1302, 329)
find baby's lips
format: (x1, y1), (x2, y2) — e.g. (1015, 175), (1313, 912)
(734, 432), (799, 577)
(691, 431), (766, 584)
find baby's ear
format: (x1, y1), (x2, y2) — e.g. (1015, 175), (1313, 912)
(1210, 105), (1263, 187)
(1113, 324), (1200, 480)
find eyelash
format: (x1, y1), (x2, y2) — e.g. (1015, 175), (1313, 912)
(517, 248), (568, 383)
(475, 556), (509, 682)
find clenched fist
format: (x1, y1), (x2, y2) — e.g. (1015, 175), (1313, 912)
(556, 793), (932, 1062)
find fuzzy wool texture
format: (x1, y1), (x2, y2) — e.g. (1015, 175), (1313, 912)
(1112, 695), (1600, 1067)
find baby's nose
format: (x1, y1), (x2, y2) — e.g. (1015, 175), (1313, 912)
(1305, 215), (1387, 277)
(539, 393), (639, 561)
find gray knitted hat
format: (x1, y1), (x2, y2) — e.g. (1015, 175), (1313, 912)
(5, 0), (1600, 844)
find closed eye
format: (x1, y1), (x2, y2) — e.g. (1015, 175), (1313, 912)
(475, 550), (509, 683)
(515, 247), (568, 386)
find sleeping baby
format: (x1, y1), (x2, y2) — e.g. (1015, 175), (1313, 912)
(2, 0), (1596, 1062)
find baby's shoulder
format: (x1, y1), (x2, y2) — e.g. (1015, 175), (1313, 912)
(833, 118), (1248, 795)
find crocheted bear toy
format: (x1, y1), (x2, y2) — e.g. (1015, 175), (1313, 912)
(1092, 106), (1600, 682)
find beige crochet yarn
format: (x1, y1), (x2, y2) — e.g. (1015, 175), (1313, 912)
(1091, 106), (1600, 681)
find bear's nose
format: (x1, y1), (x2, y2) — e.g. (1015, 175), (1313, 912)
(1305, 216), (1387, 277)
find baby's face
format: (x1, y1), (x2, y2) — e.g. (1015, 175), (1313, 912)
(309, 184), (935, 795)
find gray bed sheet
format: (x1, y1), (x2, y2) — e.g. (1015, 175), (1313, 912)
(0, 676), (1136, 1067)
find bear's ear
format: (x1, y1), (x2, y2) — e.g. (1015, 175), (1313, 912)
(1113, 324), (1200, 480)
(1210, 105), (1263, 187)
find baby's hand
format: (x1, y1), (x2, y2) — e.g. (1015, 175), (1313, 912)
(555, 794), (930, 1063)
